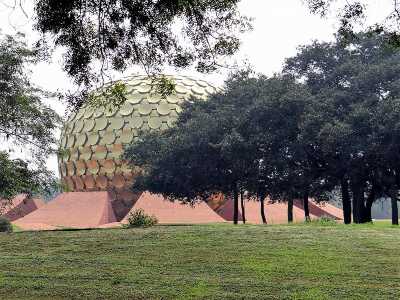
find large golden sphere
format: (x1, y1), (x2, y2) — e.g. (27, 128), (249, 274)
(58, 75), (218, 194)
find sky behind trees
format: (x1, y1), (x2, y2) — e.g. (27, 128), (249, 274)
(0, 0), (393, 175)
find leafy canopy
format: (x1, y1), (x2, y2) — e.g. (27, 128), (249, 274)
(34, 0), (251, 105)
(0, 33), (60, 200)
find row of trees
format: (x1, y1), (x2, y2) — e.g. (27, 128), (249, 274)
(125, 32), (400, 225)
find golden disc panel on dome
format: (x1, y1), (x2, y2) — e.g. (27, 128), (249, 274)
(83, 107), (95, 119)
(110, 117), (125, 130)
(75, 160), (87, 176)
(120, 129), (134, 144)
(148, 117), (162, 129)
(112, 174), (126, 189)
(100, 159), (116, 174)
(107, 144), (123, 159)
(75, 133), (87, 147)
(95, 175), (108, 189)
(93, 145), (108, 160)
(138, 102), (152, 115)
(147, 94), (162, 104)
(74, 120), (84, 133)
(137, 84), (152, 94)
(75, 109), (85, 120)
(175, 85), (188, 94)
(166, 94), (180, 104)
(128, 116), (144, 129)
(87, 160), (100, 175)
(83, 119), (96, 132)
(87, 133), (100, 146)
(191, 85), (204, 95)
(95, 118), (108, 131)
(126, 93), (143, 104)
(70, 148), (79, 161)
(102, 131), (116, 145)
(66, 135), (75, 148)
(93, 106), (105, 118)
(83, 175), (96, 189)
(119, 102), (134, 116)
(157, 102), (171, 115)
(79, 146), (92, 160)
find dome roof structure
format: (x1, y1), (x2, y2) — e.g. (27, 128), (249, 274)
(58, 75), (219, 194)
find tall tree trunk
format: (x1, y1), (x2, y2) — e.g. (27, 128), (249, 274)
(240, 190), (246, 224)
(341, 177), (352, 224)
(303, 190), (310, 222)
(365, 186), (376, 223)
(260, 192), (267, 224)
(391, 196), (399, 226)
(233, 183), (239, 225)
(351, 179), (367, 223)
(288, 197), (293, 223)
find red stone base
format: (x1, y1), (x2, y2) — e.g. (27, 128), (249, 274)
(1, 194), (45, 222)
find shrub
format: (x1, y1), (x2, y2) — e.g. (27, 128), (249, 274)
(124, 209), (158, 228)
(0, 217), (13, 233)
(309, 215), (337, 226)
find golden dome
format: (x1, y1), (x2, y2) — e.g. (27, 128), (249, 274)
(58, 74), (219, 192)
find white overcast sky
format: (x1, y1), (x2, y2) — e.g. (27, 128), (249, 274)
(0, 0), (393, 175)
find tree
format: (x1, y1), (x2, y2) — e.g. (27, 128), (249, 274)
(0, 151), (54, 215)
(0, 33), (60, 202)
(124, 84), (258, 224)
(33, 0), (251, 106)
(305, 0), (400, 45)
(285, 32), (400, 224)
(125, 71), (317, 224)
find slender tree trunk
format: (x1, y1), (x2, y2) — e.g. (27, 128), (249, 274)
(351, 179), (367, 223)
(365, 188), (375, 223)
(233, 183), (239, 225)
(391, 196), (399, 226)
(341, 177), (352, 224)
(260, 192), (267, 224)
(288, 197), (293, 223)
(240, 190), (246, 224)
(303, 190), (310, 222)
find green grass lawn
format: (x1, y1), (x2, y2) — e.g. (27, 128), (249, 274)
(0, 223), (399, 300)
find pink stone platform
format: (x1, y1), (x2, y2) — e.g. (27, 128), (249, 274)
(12, 192), (343, 230)
(14, 192), (116, 230)
(1, 194), (45, 222)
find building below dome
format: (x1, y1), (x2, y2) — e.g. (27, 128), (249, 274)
(13, 191), (343, 230)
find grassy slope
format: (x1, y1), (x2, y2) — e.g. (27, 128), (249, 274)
(0, 223), (399, 300)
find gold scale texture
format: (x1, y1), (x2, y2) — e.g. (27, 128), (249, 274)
(58, 75), (219, 192)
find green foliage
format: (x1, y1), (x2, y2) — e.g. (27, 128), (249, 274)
(124, 209), (158, 228)
(0, 217), (12, 233)
(0, 33), (60, 201)
(87, 82), (127, 109)
(152, 75), (176, 98)
(305, 1), (400, 46)
(0, 152), (37, 201)
(0, 33), (60, 160)
(34, 0), (251, 101)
